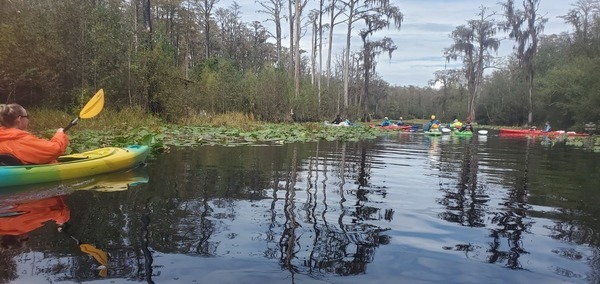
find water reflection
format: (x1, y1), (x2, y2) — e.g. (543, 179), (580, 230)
(279, 145), (298, 274)
(0, 195), (111, 279)
(436, 135), (535, 269)
(0, 196), (69, 282)
(486, 137), (534, 269)
(0, 168), (148, 283)
(145, 142), (393, 278)
(4, 136), (600, 283)
(300, 142), (391, 276)
(437, 137), (487, 228)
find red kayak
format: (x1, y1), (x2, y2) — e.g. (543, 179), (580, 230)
(499, 128), (589, 137)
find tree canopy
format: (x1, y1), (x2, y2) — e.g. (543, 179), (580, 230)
(0, 0), (598, 130)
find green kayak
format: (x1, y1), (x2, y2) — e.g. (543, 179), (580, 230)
(424, 131), (442, 136)
(452, 130), (474, 136)
(0, 145), (149, 188)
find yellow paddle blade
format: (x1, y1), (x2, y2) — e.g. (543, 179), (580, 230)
(80, 243), (108, 266)
(98, 268), (108, 278)
(79, 89), (104, 119)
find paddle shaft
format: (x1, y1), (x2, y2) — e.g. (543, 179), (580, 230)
(63, 117), (79, 132)
(59, 224), (81, 244)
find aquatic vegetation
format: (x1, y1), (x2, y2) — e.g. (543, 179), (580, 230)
(64, 123), (384, 154)
(565, 136), (600, 152)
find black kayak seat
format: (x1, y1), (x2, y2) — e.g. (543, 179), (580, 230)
(0, 154), (23, 166)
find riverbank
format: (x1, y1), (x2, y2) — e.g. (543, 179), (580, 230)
(28, 109), (599, 154)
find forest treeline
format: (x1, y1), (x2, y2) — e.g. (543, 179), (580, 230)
(0, 0), (598, 130)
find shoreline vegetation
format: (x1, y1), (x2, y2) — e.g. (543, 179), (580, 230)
(28, 108), (600, 155)
(3, 1), (598, 140)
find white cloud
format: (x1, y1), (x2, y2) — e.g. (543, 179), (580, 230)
(225, 0), (575, 87)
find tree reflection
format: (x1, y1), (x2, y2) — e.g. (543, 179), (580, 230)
(298, 141), (390, 276)
(140, 209), (155, 284)
(486, 138), (533, 269)
(279, 145), (299, 273)
(437, 137), (533, 269)
(16, 138), (596, 282)
(307, 224), (389, 276)
(52, 142), (392, 281)
(438, 139), (487, 228)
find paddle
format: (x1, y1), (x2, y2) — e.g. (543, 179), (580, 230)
(59, 224), (109, 277)
(63, 89), (105, 132)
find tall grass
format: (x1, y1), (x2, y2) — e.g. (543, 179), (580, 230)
(28, 107), (163, 133)
(178, 111), (261, 131)
(28, 107), (264, 134)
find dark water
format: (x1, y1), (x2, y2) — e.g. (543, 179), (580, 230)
(1, 133), (600, 283)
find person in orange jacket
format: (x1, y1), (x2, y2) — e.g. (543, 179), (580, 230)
(0, 103), (69, 164)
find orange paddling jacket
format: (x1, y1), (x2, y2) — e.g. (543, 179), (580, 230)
(0, 127), (68, 164)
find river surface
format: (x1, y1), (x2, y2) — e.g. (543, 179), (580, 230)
(1, 132), (599, 284)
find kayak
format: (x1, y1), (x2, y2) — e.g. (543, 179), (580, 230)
(0, 145), (149, 188)
(424, 130), (442, 136)
(324, 121), (350, 127)
(369, 124), (414, 131)
(499, 128), (589, 137)
(452, 130), (474, 136)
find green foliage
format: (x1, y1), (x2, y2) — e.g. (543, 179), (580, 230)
(66, 121), (386, 153)
(479, 67), (529, 126)
(537, 56), (600, 129)
(291, 79), (320, 122)
(0, 1), (63, 104)
(2, 0), (599, 129)
(565, 136), (600, 152)
(253, 66), (293, 122)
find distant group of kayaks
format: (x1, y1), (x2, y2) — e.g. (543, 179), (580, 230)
(365, 123), (487, 137)
(367, 123), (589, 138)
(424, 128), (487, 137)
(333, 119), (590, 139)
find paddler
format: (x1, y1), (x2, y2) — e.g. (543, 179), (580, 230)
(0, 103), (68, 164)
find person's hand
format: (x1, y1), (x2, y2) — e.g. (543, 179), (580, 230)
(56, 128), (64, 133)
(57, 223), (67, 232)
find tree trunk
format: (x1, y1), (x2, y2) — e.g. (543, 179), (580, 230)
(294, 0), (301, 98)
(142, 0), (155, 113)
(276, 8), (282, 67)
(528, 75), (533, 125)
(343, 15), (353, 111)
(311, 18), (317, 85)
(288, 0), (294, 75)
(342, 0), (357, 112)
(204, 4), (210, 59)
(363, 45), (370, 112)
(326, 2), (335, 87)
(317, 0), (323, 103)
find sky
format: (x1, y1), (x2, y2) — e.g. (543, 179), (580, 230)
(218, 0), (575, 87)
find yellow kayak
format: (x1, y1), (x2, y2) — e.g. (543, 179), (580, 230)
(0, 145), (149, 188)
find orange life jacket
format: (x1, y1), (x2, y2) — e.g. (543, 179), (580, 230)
(0, 127), (68, 164)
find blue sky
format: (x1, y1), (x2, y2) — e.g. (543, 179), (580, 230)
(221, 0), (574, 87)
